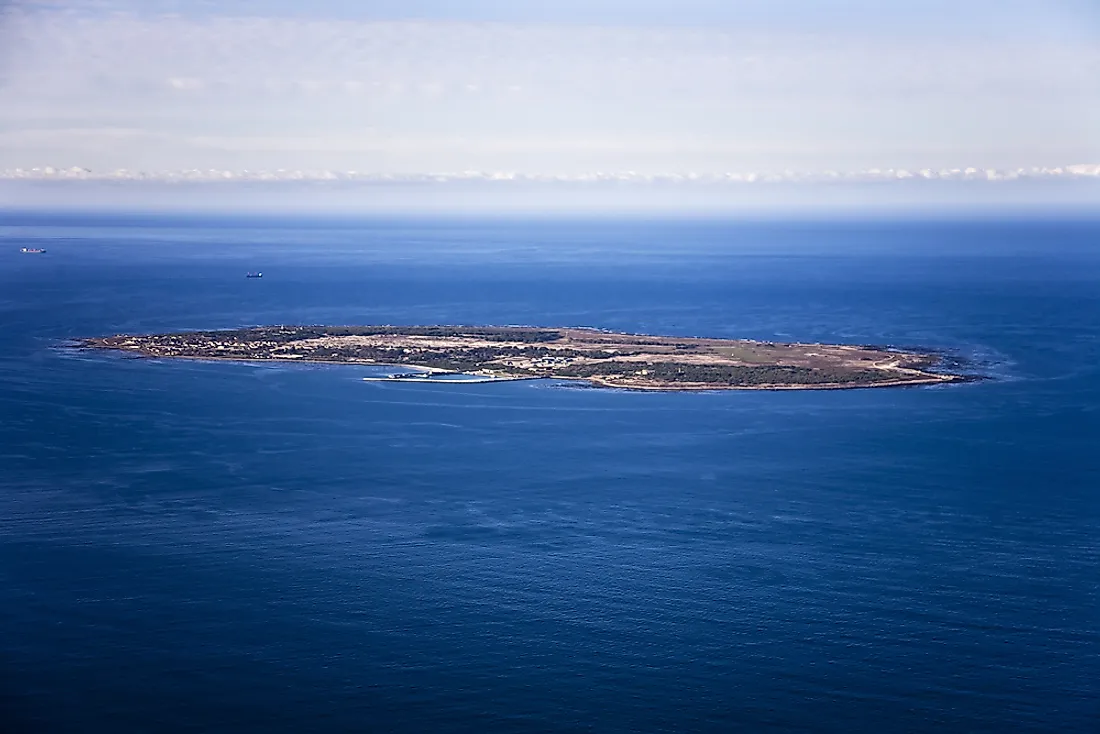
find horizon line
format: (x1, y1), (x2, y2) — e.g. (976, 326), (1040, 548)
(4, 164), (1099, 185)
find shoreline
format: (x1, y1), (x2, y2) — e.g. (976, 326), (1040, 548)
(75, 344), (970, 392)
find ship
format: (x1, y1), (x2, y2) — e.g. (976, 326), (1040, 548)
(246, 272), (263, 278)
(20, 247), (46, 254)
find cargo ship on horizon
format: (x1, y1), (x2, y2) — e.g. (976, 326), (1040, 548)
(20, 247), (46, 254)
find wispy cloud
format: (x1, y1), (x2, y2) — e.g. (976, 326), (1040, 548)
(6, 162), (1099, 185)
(1, 2), (1098, 176)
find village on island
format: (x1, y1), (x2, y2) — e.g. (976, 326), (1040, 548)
(83, 325), (966, 391)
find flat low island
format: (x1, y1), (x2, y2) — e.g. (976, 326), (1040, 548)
(82, 325), (965, 391)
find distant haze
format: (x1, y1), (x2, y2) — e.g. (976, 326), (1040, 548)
(1, 0), (1098, 211)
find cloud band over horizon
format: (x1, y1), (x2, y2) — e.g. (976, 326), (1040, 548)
(1, 0), (1098, 210)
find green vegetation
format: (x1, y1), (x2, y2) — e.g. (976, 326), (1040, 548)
(555, 361), (886, 386)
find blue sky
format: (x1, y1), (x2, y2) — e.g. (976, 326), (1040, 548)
(19, 0), (1098, 30)
(1, 0), (1098, 211)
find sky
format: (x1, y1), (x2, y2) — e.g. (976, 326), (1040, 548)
(1, 0), (1098, 211)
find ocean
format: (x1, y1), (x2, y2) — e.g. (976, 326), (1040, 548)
(1, 215), (1097, 732)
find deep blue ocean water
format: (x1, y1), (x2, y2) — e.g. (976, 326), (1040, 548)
(1, 215), (1098, 732)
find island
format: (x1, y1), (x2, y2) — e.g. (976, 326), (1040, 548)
(80, 325), (967, 391)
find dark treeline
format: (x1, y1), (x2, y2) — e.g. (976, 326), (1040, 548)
(185, 326), (564, 344)
(556, 361), (887, 386)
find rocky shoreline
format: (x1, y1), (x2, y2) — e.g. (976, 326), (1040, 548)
(81, 325), (968, 391)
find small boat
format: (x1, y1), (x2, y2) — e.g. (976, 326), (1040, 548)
(246, 272), (263, 278)
(20, 247), (46, 254)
